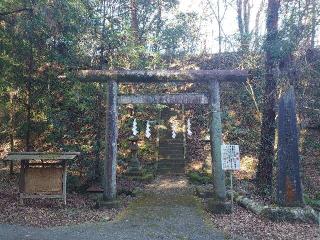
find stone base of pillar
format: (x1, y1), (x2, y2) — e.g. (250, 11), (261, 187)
(206, 196), (232, 214)
(95, 199), (121, 209)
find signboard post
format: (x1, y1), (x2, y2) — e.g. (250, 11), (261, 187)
(221, 145), (240, 212)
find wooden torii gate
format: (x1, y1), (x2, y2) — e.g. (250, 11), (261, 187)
(75, 69), (248, 201)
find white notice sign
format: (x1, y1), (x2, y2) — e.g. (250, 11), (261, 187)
(221, 145), (240, 170)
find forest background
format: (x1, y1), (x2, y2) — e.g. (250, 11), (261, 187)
(0, 0), (319, 200)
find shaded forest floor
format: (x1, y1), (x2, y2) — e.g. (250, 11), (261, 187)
(0, 166), (137, 227)
(0, 173), (319, 239)
(209, 203), (319, 240)
(0, 128), (318, 238)
(0, 176), (225, 240)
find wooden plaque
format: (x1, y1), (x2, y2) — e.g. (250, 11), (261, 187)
(24, 168), (63, 194)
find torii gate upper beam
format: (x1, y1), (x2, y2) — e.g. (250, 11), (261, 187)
(73, 69), (248, 83)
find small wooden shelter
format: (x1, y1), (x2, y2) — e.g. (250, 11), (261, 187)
(4, 152), (80, 204)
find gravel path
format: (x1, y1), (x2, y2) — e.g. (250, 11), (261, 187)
(0, 176), (226, 240)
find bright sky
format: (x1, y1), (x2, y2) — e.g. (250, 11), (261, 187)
(179, 0), (320, 53)
(178, 0), (266, 53)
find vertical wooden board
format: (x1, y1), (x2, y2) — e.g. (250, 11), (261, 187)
(24, 168), (63, 194)
(63, 163), (67, 205)
(19, 161), (27, 193)
(276, 87), (304, 207)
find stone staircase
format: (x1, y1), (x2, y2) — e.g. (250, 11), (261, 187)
(157, 107), (186, 175)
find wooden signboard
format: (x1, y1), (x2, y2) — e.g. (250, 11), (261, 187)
(4, 152), (80, 205)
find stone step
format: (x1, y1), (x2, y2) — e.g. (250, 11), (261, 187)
(159, 146), (184, 150)
(157, 164), (185, 170)
(157, 164), (186, 169)
(157, 159), (186, 164)
(158, 156), (184, 161)
(159, 150), (184, 154)
(158, 158), (185, 162)
(159, 139), (184, 144)
(159, 131), (183, 135)
(159, 147), (184, 151)
(159, 132), (184, 136)
(158, 165), (186, 169)
(159, 151), (184, 156)
(159, 139), (184, 143)
(157, 168), (185, 175)
(159, 140), (184, 144)
(157, 165), (186, 170)
(159, 147), (184, 155)
(159, 135), (184, 139)
(158, 155), (184, 159)
(158, 159), (185, 163)
(157, 108), (186, 175)
(159, 144), (184, 148)
(159, 146), (184, 149)
(159, 141), (184, 144)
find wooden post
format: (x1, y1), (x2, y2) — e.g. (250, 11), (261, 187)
(230, 171), (234, 212)
(156, 113), (160, 162)
(63, 161), (67, 205)
(209, 80), (226, 200)
(182, 104), (186, 161)
(19, 160), (27, 205)
(103, 79), (118, 201)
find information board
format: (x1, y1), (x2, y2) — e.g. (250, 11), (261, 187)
(221, 145), (240, 170)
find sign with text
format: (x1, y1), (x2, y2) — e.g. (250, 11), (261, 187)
(221, 145), (240, 170)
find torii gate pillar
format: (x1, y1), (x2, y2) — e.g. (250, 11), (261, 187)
(209, 79), (226, 200)
(103, 79), (118, 200)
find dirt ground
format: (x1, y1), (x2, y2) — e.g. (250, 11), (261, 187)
(0, 162), (319, 239)
(209, 203), (319, 240)
(0, 165), (136, 227)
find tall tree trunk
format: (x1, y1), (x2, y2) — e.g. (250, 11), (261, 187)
(25, 0), (34, 152)
(25, 69), (32, 151)
(253, 0), (265, 49)
(310, 0), (317, 48)
(154, 0), (162, 52)
(100, 0), (107, 69)
(243, 0), (250, 34)
(94, 88), (103, 182)
(9, 92), (16, 174)
(256, 0), (280, 193)
(237, 0), (251, 52)
(130, 0), (139, 44)
(93, 0), (107, 183)
(217, 0), (222, 53)
(237, 0), (244, 41)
